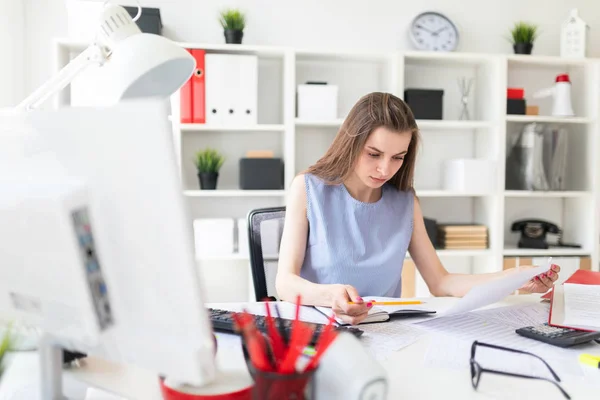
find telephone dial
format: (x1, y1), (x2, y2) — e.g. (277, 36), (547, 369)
(511, 219), (581, 249)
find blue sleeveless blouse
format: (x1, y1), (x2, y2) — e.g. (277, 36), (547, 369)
(300, 173), (414, 297)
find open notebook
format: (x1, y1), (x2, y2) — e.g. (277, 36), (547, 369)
(314, 296), (436, 325)
(549, 283), (600, 332)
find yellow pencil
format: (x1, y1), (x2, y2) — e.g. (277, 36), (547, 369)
(348, 300), (423, 305)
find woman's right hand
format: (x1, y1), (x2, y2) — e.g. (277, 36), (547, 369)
(329, 284), (372, 325)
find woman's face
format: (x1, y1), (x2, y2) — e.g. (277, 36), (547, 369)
(354, 126), (412, 189)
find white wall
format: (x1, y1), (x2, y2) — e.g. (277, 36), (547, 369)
(22, 0), (600, 98)
(1, 0), (25, 107)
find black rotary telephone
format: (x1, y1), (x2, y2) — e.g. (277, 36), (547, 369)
(511, 219), (581, 249)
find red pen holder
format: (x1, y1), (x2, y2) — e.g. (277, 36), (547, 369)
(242, 342), (317, 400)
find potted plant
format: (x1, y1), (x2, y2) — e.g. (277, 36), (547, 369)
(194, 148), (225, 190)
(0, 325), (12, 378)
(509, 21), (539, 54)
(219, 8), (246, 44)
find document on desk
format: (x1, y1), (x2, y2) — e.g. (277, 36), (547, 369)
(417, 305), (552, 352)
(439, 263), (550, 317)
(423, 334), (585, 379)
(357, 321), (424, 361)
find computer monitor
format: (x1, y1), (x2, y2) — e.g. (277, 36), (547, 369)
(0, 100), (217, 392)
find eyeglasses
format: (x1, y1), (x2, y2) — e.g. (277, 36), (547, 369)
(470, 341), (571, 399)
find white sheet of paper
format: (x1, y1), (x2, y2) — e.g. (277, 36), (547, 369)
(357, 321), (424, 361)
(563, 283), (600, 327)
(422, 334), (584, 379)
(472, 302), (550, 329)
(440, 262), (551, 317)
(417, 306), (554, 352)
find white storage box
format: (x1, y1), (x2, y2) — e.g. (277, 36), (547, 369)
(237, 218), (249, 256)
(442, 159), (496, 194)
(193, 218), (234, 256)
(297, 83), (338, 121)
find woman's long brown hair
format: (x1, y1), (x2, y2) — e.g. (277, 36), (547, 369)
(305, 92), (420, 191)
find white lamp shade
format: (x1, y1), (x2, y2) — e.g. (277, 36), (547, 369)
(102, 33), (195, 102)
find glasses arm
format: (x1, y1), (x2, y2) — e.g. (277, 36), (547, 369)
(479, 367), (571, 400)
(474, 341), (561, 382)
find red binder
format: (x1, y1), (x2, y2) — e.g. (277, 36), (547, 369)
(191, 49), (206, 124)
(179, 48), (193, 123)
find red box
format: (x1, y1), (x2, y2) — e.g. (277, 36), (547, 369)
(507, 88), (524, 99)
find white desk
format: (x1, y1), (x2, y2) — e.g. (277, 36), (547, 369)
(1, 295), (599, 399)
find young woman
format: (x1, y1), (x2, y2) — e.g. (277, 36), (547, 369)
(275, 92), (560, 325)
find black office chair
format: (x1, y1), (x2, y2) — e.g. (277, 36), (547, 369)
(247, 206), (286, 302)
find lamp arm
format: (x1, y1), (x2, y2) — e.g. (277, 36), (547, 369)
(16, 44), (109, 111)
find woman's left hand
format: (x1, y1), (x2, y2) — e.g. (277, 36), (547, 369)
(519, 264), (561, 293)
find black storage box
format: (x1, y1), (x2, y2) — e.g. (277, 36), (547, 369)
(404, 89), (444, 120)
(424, 217), (439, 248)
(122, 6), (162, 35)
(239, 158), (284, 190)
(507, 98), (526, 115)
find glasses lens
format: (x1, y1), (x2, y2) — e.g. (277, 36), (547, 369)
(471, 362), (481, 389)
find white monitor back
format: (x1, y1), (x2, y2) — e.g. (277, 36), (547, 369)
(0, 99), (216, 386)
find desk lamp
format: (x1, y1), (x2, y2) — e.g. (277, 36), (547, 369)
(3, 2), (201, 399)
(17, 1), (195, 110)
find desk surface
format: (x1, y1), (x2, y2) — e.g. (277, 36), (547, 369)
(1, 295), (599, 400)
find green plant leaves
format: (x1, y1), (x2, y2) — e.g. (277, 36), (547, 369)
(0, 324), (12, 377)
(194, 148), (225, 173)
(510, 22), (539, 44)
(219, 9), (246, 31)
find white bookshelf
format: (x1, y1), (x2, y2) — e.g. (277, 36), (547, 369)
(53, 38), (600, 301)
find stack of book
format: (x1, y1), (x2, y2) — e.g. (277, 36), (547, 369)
(438, 224), (488, 250)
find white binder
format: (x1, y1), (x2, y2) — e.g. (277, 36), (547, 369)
(205, 54), (258, 126)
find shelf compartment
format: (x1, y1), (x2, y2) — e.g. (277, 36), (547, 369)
(181, 124), (286, 132)
(506, 59), (595, 120)
(404, 51), (499, 67)
(295, 119), (344, 127)
(181, 130), (284, 192)
(436, 249), (493, 257)
(506, 54), (590, 68)
(184, 190), (286, 197)
(295, 53), (396, 122)
(407, 249), (493, 258)
(505, 115), (592, 124)
(503, 196), (593, 253)
(416, 190), (493, 197)
(416, 120), (494, 130)
(502, 247), (590, 257)
(295, 49), (392, 63)
(403, 53), (501, 123)
(504, 191), (589, 198)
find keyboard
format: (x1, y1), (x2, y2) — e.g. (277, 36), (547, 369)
(208, 307), (364, 345)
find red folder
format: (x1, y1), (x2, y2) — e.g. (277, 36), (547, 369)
(179, 48), (193, 123)
(191, 49), (206, 124)
(542, 269), (600, 299)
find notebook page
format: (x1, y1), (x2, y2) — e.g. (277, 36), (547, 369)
(313, 305), (388, 325)
(563, 283), (600, 328)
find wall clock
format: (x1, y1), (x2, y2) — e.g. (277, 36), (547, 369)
(409, 11), (459, 52)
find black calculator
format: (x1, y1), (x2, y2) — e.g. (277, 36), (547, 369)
(516, 323), (600, 348)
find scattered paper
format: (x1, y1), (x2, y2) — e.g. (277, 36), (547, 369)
(417, 307), (554, 352)
(357, 321), (424, 361)
(440, 262), (551, 317)
(472, 302), (549, 329)
(422, 334), (584, 378)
